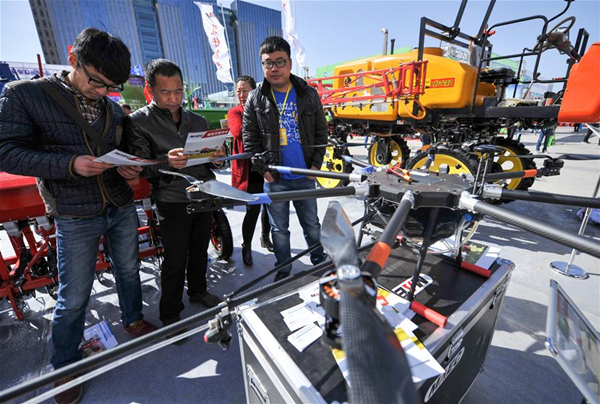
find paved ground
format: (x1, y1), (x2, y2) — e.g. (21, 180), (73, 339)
(0, 127), (598, 403)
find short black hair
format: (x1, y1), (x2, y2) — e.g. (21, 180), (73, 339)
(258, 36), (291, 58)
(122, 104), (131, 111)
(236, 75), (257, 89)
(71, 28), (131, 84)
(144, 59), (184, 88)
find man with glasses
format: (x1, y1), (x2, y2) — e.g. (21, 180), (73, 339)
(243, 36), (328, 281)
(0, 28), (156, 404)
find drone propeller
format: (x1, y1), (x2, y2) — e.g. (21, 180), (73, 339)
(321, 202), (360, 268)
(200, 180), (259, 202)
(158, 169), (201, 185)
(320, 201), (418, 404)
(159, 170), (258, 202)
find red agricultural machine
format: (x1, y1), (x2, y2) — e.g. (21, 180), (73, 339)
(0, 174), (161, 320)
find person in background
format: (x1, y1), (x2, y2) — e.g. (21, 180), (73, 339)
(583, 123), (599, 144)
(243, 36), (328, 282)
(122, 103), (132, 115)
(228, 75), (273, 266)
(536, 123), (557, 153)
(124, 59), (223, 335)
(0, 28), (157, 404)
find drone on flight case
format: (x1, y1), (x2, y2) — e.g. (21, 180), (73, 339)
(159, 144), (600, 403)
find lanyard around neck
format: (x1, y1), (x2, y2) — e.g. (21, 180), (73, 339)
(271, 84), (292, 117)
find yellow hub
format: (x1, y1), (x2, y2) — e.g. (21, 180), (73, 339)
(475, 146), (525, 190)
(318, 146), (346, 188)
(411, 153), (475, 174)
(494, 146), (525, 190)
(369, 139), (404, 168)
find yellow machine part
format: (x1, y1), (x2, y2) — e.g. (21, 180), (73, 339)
(332, 48), (495, 121)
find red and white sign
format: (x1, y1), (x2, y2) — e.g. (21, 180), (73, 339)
(195, 2), (233, 84)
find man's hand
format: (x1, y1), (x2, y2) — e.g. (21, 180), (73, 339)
(264, 171), (275, 183)
(73, 156), (113, 177)
(117, 165), (142, 180)
(307, 166), (320, 181)
(167, 148), (189, 169)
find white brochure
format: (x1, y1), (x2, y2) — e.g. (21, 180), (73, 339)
(94, 149), (160, 166)
(183, 128), (231, 167)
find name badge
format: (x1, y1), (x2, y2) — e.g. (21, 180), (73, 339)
(279, 128), (287, 146)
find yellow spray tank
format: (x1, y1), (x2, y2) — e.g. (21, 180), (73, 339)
(331, 48), (495, 121)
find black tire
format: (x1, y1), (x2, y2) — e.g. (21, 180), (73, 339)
(368, 135), (410, 168)
(211, 209), (233, 260)
(405, 148), (479, 175)
(488, 137), (537, 191)
(317, 146), (353, 189)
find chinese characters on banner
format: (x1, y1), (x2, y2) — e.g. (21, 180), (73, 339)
(282, 0), (306, 67)
(195, 2), (234, 83)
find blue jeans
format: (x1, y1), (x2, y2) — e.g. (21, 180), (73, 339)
(536, 128), (552, 152)
(51, 203), (143, 369)
(264, 177), (327, 273)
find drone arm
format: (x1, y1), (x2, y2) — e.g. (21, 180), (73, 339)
(483, 187), (600, 209)
(460, 193), (600, 259)
(258, 185), (368, 204)
(268, 165), (366, 182)
(362, 192), (415, 279)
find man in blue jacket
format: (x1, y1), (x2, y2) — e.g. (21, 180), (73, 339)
(0, 28), (156, 404)
(243, 36), (328, 281)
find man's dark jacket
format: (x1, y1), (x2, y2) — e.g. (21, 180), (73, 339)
(123, 103), (215, 203)
(242, 74), (327, 182)
(0, 73), (133, 217)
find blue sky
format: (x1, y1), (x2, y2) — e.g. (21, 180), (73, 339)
(1, 0), (599, 79)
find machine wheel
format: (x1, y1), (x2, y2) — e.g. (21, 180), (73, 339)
(487, 137), (537, 191)
(368, 135), (410, 168)
(317, 146), (353, 189)
(405, 148), (479, 175)
(210, 209), (233, 261)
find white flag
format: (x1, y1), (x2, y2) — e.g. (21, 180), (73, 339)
(195, 2), (234, 84)
(282, 0), (306, 67)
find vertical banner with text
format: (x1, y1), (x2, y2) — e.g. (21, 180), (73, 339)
(195, 2), (234, 83)
(282, 0), (306, 68)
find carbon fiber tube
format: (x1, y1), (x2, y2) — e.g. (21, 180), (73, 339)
(379, 192), (415, 247)
(267, 186), (361, 202)
(485, 170), (534, 181)
(344, 155), (371, 168)
(470, 199), (600, 259)
(268, 165), (364, 181)
(340, 281), (418, 404)
(497, 189), (600, 209)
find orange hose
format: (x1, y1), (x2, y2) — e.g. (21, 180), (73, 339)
(400, 98), (427, 120)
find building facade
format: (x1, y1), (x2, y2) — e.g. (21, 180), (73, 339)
(29, 0), (281, 95)
(29, 0), (145, 69)
(133, 0), (164, 65)
(231, 0), (282, 83)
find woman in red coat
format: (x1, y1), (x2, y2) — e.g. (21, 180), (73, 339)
(229, 76), (273, 266)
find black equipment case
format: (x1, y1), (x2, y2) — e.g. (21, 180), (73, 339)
(237, 247), (514, 403)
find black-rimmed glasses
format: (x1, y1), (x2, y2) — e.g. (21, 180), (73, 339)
(261, 59), (289, 69)
(79, 63), (124, 92)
